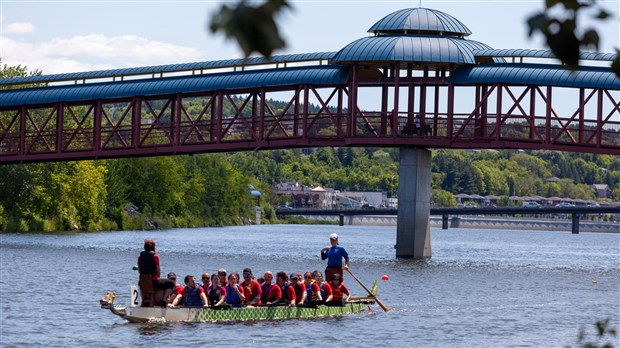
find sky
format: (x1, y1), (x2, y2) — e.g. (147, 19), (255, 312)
(1, 0), (619, 75)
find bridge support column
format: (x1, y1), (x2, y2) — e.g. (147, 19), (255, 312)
(255, 207), (261, 225)
(396, 147), (431, 259)
(572, 214), (580, 234)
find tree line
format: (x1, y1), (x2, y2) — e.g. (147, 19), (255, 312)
(1, 146), (617, 232)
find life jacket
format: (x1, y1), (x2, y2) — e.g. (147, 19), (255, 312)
(260, 283), (275, 303)
(305, 282), (318, 302)
(319, 281), (328, 300)
(199, 284), (209, 294)
(208, 286), (222, 305)
(184, 286), (204, 307)
(280, 282), (293, 301)
(291, 282), (304, 302)
(138, 251), (156, 276)
(225, 284), (243, 307)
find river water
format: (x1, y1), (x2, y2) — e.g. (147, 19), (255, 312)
(1, 225), (618, 347)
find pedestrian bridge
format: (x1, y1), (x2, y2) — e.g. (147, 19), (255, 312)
(0, 9), (617, 164)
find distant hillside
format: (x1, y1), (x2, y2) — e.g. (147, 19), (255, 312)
(230, 148), (619, 206)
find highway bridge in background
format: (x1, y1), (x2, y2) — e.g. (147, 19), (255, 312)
(275, 206), (620, 234)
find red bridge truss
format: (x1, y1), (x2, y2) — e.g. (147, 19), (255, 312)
(0, 66), (618, 164)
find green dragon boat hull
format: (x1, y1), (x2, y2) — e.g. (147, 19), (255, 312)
(100, 281), (379, 323)
(104, 301), (373, 323)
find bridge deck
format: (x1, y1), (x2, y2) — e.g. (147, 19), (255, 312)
(275, 206), (620, 216)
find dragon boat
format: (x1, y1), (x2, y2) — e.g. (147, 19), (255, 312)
(100, 285), (378, 323)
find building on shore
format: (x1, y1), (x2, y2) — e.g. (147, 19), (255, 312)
(275, 182), (388, 209)
(275, 182), (335, 209)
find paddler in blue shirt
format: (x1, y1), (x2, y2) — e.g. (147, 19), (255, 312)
(320, 233), (349, 282)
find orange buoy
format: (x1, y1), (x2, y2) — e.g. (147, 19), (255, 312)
(381, 275), (389, 281)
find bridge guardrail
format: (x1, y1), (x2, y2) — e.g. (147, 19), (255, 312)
(275, 206), (620, 216)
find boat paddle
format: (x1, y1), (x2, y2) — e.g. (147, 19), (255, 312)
(345, 268), (389, 312)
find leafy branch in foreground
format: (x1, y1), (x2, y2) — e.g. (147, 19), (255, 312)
(527, 0), (620, 76)
(572, 318), (618, 348)
(209, 0), (291, 58)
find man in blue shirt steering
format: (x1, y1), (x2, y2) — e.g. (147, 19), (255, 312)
(321, 233), (349, 282)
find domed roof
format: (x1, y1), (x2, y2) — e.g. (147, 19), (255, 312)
(368, 8), (472, 37)
(332, 36), (492, 64)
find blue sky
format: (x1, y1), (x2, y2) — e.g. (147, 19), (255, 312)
(1, 0), (619, 74)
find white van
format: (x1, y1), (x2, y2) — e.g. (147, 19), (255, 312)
(522, 201), (541, 208)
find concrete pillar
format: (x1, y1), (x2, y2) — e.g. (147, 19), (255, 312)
(255, 206), (261, 225)
(571, 214), (580, 234)
(396, 147), (432, 259)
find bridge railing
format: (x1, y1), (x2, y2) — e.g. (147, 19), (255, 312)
(1, 81), (618, 160)
(4, 110), (618, 156)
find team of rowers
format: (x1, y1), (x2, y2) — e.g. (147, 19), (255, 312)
(165, 268), (350, 308)
(138, 233), (351, 308)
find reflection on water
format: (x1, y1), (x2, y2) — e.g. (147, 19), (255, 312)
(110, 322), (174, 336)
(1, 225), (619, 347)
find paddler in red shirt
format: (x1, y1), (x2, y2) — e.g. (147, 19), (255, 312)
(240, 268), (262, 306)
(312, 270), (333, 302)
(328, 274), (350, 304)
(276, 271), (297, 306)
(302, 271), (322, 304)
(260, 271), (282, 305)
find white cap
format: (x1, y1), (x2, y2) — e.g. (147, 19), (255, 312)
(329, 233), (338, 240)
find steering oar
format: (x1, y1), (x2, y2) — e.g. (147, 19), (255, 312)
(345, 268), (389, 312)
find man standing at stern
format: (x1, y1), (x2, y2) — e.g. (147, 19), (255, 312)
(320, 233), (349, 282)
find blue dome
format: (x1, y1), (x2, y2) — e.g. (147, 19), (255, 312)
(368, 8), (472, 37)
(332, 36), (492, 64)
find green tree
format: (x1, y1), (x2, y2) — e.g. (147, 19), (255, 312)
(0, 164), (45, 219)
(0, 62), (41, 87)
(432, 189), (456, 207)
(497, 196), (514, 207)
(105, 157), (187, 217)
(68, 161), (108, 229)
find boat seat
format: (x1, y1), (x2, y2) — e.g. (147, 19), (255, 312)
(139, 275), (155, 307)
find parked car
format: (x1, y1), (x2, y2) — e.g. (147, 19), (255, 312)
(586, 202), (601, 207)
(522, 201), (541, 208)
(555, 202), (575, 207)
(462, 203), (477, 209)
(362, 204), (376, 210)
